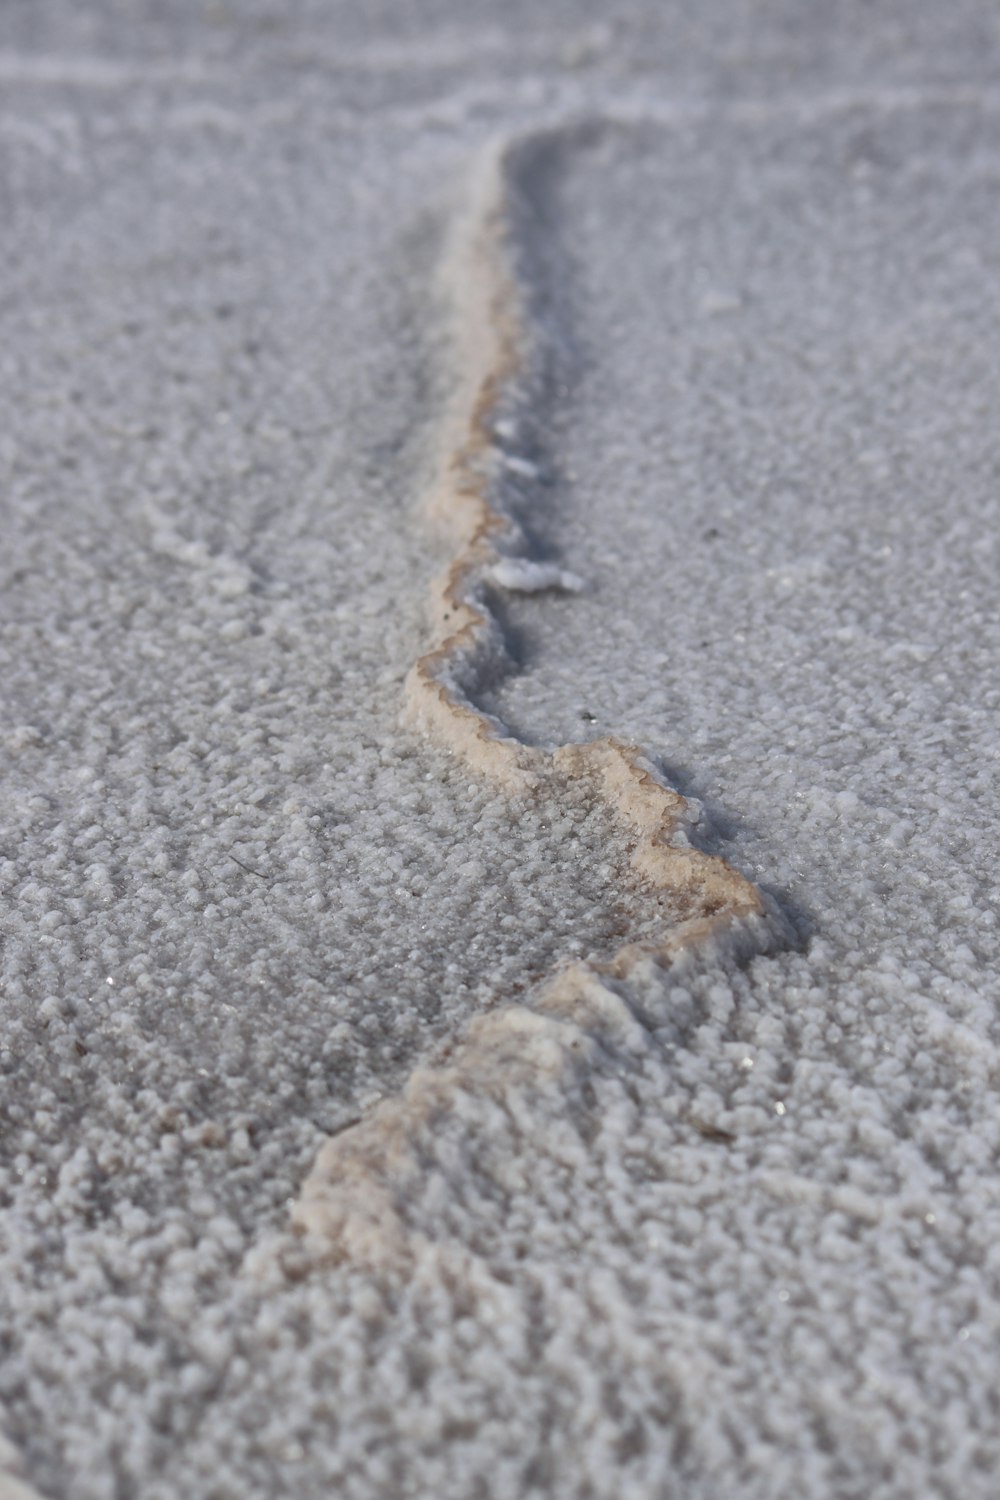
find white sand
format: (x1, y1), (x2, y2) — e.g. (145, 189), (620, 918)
(2, 4), (999, 1498)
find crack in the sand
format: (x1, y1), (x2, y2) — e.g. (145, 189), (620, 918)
(274, 127), (783, 1275)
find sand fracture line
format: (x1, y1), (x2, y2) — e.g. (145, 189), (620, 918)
(283, 130), (783, 1274)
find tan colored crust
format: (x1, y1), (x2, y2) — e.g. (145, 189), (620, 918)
(403, 137), (763, 933)
(275, 134), (776, 1277)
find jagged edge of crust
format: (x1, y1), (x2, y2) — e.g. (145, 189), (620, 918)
(403, 128), (766, 940)
(261, 128), (781, 1279)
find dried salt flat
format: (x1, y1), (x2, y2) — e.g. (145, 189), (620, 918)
(2, 3), (1000, 1499)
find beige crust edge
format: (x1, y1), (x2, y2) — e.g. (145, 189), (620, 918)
(274, 136), (774, 1276)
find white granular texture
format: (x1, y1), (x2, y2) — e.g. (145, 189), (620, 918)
(2, 4), (1000, 1500)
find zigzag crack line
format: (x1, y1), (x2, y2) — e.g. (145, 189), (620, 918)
(264, 126), (784, 1278)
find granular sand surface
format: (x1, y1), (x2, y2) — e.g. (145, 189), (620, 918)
(2, 5), (999, 1499)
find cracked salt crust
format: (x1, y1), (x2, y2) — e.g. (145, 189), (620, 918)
(3, 5), (1000, 1499)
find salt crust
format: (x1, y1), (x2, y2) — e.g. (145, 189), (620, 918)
(289, 135), (774, 1273)
(3, 7), (1000, 1499)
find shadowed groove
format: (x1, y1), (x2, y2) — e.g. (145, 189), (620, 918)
(275, 125), (785, 1276)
